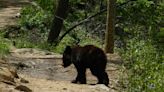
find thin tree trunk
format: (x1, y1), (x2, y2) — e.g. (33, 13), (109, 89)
(47, 0), (69, 44)
(105, 0), (116, 53)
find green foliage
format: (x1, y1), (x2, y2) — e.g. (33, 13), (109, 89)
(70, 27), (102, 46)
(15, 3), (53, 50)
(53, 35), (75, 54)
(0, 36), (10, 56)
(14, 37), (38, 48)
(13, 30), (51, 50)
(117, 0), (163, 35)
(116, 1), (163, 91)
(19, 5), (52, 32)
(156, 28), (164, 42)
(121, 38), (164, 92)
(15, 38), (52, 50)
(34, 0), (55, 12)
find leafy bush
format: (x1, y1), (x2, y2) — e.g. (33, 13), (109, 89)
(71, 27), (102, 47)
(13, 31), (51, 50)
(0, 36), (10, 57)
(14, 4), (53, 50)
(34, 0), (55, 12)
(19, 5), (52, 32)
(121, 38), (163, 92)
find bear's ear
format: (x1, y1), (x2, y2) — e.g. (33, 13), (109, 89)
(65, 46), (72, 53)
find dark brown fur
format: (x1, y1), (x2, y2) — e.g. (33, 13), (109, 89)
(62, 45), (109, 86)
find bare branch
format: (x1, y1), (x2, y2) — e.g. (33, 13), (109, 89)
(57, 0), (132, 44)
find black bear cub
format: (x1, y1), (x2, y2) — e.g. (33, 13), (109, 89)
(62, 45), (109, 86)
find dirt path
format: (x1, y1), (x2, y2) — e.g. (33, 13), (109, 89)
(0, 0), (30, 29)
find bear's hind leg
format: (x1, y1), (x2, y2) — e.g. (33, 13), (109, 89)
(90, 67), (109, 86)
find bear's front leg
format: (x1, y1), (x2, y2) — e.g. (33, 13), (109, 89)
(72, 66), (86, 84)
(97, 72), (109, 86)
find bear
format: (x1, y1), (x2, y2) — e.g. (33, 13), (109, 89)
(62, 45), (109, 86)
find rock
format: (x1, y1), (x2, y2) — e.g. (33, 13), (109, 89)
(89, 84), (110, 92)
(0, 59), (19, 85)
(17, 62), (30, 69)
(0, 61), (19, 77)
(15, 85), (32, 92)
(63, 88), (67, 90)
(20, 78), (29, 83)
(15, 13), (21, 18)
(9, 66), (19, 78)
(0, 59), (6, 64)
(0, 67), (16, 85)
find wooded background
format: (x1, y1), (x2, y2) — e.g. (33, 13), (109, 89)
(1, 0), (163, 91)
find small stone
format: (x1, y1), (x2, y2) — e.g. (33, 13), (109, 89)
(89, 84), (110, 92)
(63, 88), (67, 90)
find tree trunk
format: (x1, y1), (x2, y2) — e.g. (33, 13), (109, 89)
(47, 0), (69, 44)
(105, 0), (116, 53)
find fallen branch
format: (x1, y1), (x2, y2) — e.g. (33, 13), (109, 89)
(11, 54), (62, 59)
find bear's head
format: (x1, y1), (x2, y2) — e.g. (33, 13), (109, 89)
(62, 46), (72, 68)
